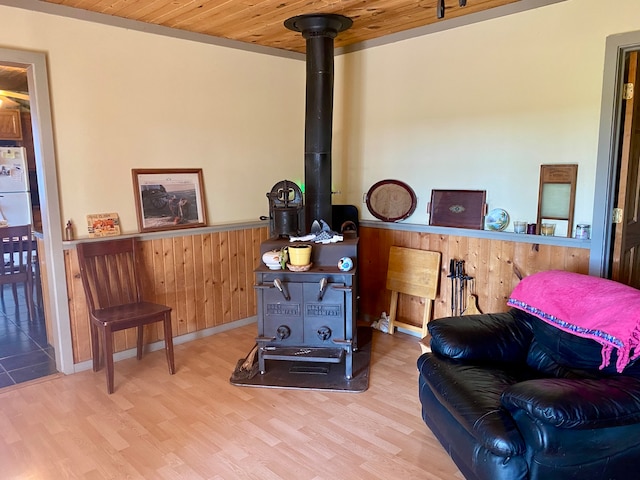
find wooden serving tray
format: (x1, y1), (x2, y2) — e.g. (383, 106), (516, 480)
(428, 190), (487, 229)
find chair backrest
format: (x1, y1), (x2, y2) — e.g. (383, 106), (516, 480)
(76, 237), (143, 312)
(0, 224), (33, 284)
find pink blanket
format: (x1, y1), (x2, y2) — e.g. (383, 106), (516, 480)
(507, 270), (640, 373)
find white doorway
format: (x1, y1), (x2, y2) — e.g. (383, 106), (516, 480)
(0, 48), (73, 375)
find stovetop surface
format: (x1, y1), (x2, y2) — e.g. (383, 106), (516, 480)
(259, 237), (358, 273)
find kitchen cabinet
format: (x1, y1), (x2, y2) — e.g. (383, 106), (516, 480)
(0, 110), (23, 140)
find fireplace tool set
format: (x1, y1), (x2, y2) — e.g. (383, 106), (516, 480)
(448, 259), (478, 316)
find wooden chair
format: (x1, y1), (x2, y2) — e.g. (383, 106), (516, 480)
(0, 224), (35, 321)
(386, 246), (441, 338)
(77, 237), (175, 394)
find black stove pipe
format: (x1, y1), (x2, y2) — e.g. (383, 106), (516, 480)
(284, 14), (352, 233)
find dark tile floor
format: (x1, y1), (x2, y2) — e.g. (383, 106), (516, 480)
(0, 283), (56, 389)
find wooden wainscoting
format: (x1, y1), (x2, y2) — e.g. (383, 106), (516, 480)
(358, 226), (590, 327)
(63, 224), (590, 364)
(65, 227), (269, 364)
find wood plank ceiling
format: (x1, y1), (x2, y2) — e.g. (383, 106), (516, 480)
(40, 0), (520, 54)
(0, 65), (28, 91)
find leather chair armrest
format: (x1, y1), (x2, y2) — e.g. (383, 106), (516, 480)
(502, 376), (640, 429)
(428, 309), (533, 363)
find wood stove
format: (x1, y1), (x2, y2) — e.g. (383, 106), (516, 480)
(255, 238), (358, 378)
(254, 14), (356, 380)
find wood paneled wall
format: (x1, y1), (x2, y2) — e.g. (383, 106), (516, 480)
(357, 226), (590, 327)
(62, 224), (590, 364)
(65, 227), (269, 364)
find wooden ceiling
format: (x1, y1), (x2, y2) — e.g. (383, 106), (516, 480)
(0, 65), (28, 91)
(40, 0), (521, 54)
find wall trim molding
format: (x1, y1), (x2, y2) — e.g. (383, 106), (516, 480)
(62, 220), (267, 249)
(359, 220), (589, 249)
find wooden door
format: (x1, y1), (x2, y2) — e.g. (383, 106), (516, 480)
(612, 51), (640, 287)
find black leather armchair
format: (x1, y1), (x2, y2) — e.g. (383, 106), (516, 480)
(417, 309), (640, 480)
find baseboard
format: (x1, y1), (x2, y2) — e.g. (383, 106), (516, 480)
(72, 316), (257, 373)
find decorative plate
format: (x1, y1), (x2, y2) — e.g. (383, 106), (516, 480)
(485, 208), (509, 231)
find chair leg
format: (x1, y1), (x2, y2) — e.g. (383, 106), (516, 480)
(103, 327), (115, 394)
(90, 322), (101, 372)
(163, 312), (176, 375)
(0, 284), (6, 313)
(33, 255), (43, 311)
(24, 278), (35, 321)
(136, 326), (144, 360)
(11, 283), (18, 310)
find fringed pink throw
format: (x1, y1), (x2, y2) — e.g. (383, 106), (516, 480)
(507, 270), (640, 373)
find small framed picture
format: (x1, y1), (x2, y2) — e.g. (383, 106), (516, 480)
(132, 168), (207, 233)
(87, 212), (121, 238)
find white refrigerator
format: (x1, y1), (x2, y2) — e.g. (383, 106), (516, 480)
(0, 147), (32, 226)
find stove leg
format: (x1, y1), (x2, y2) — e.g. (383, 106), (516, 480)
(345, 346), (353, 379)
(258, 345), (266, 374)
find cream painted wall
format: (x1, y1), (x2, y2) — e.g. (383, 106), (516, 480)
(333, 0), (640, 234)
(3, 0), (640, 237)
(0, 5), (305, 234)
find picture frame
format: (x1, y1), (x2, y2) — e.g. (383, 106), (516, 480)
(87, 212), (121, 238)
(132, 168), (207, 233)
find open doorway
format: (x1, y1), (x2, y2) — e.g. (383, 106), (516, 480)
(608, 51), (640, 287)
(0, 48), (74, 381)
(592, 31), (640, 281)
(0, 63), (54, 388)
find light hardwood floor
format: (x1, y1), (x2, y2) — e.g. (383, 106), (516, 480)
(0, 324), (463, 479)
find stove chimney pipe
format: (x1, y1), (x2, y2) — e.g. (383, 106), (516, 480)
(284, 14), (352, 233)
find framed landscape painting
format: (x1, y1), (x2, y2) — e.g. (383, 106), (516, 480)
(132, 168), (207, 233)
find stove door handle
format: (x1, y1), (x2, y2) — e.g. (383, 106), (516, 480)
(317, 277), (328, 301)
(273, 278), (290, 301)
(331, 285), (352, 292)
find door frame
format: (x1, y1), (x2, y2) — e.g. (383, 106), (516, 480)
(0, 48), (74, 374)
(592, 31), (640, 277)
